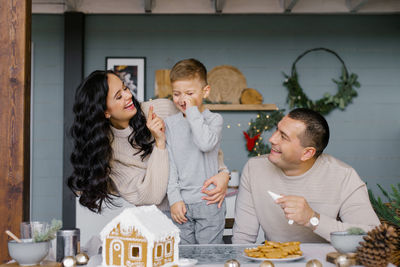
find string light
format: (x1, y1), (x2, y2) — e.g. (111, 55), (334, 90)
(248, 122), (251, 126)
(237, 123), (241, 127)
(227, 125), (231, 128)
(257, 114), (260, 118)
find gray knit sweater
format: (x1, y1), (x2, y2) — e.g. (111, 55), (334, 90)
(165, 106), (223, 206)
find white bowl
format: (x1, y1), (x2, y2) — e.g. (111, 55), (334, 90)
(330, 231), (365, 254)
(8, 239), (50, 266)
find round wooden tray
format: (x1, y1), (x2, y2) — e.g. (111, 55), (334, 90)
(207, 65), (247, 104)
(0, 261), (61, 267)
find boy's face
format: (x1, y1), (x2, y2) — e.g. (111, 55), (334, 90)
(172, 78), (210, 114)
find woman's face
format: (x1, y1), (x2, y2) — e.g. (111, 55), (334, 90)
(104, 73), (137, 129)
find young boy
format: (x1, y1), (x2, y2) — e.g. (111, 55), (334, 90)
(165, 58), (226, 244)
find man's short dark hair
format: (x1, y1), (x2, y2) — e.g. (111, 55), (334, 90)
(288, 108), (330, 158)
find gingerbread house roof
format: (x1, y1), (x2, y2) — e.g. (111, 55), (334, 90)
(100, 205), (180, 244)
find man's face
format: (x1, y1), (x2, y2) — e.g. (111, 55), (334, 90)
(268, 116), (307, 172)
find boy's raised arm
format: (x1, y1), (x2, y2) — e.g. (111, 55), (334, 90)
(186, 107), (223, 152)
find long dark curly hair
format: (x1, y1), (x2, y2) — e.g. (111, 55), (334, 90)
(68, 70), (154, 213)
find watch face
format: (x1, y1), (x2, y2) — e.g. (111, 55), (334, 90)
(310, 217), (319, 226)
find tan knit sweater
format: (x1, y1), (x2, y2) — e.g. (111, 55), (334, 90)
(109, 99), (228, 211)
(232, 154), (380, 243)
(109, 99), (177, 210)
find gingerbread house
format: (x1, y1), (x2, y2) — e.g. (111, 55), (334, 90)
(100, 205), (180, 267)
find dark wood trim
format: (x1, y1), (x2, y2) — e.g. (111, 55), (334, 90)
(0, 0), (31, 262)
(63, 12), (85, 229)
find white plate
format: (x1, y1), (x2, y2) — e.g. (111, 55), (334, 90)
(243, 253), (305, 262)
(177, 258), (198, 266)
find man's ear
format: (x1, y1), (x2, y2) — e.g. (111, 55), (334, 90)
(203, 85), (211, 98)
(301, 147), (316, 161)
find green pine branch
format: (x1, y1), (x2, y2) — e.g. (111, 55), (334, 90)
(33, 219), (63, 242)
(369, 183), (400, 227)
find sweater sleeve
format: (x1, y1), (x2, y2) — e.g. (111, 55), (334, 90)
(314, 170), (381, 241)
(232, 161), (261, 244)
(165, 120), (183, 206)
(185, 107), (223, 152)
(110, 146), (169, 206)
(218, 149), (229, 174)
(141, 99), (179, 119)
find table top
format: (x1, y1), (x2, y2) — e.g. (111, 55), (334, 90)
(85, 243), (339, 267)
(179, 243), (335, 266)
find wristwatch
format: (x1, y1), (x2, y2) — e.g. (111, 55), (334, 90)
(309, 212), (320, 230)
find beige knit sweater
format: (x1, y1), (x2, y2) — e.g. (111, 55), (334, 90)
(232, 154), (381, 243)
(109, 99), (227, 211)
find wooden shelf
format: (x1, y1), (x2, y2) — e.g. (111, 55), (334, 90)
(204, 104), (278, 111)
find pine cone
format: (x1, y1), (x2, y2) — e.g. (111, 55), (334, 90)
(356, 223), (398, 267)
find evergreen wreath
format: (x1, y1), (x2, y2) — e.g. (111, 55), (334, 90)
(283, 47), (360, 115)
(244, 48), (360, 157)
(243, 110), (285, 157)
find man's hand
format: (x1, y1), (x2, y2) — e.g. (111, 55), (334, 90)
(170, 201), (187, 224)
(201, 172), (229, 208)
(275, 195), (314, 226)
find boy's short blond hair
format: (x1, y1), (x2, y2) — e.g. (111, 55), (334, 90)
(170, 58), (207, 87)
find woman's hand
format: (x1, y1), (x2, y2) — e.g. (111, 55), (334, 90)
(170, 201), (187, 224)
(146, 106), (166, 149)
(201, 171), (229, 208)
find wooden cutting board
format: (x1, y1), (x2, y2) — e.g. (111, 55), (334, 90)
(154, 69), (172, 98)
(0, 261), (61, 267)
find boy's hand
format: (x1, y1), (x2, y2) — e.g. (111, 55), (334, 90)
(183, 95), (195, 109)
(170, 201), (187, 224)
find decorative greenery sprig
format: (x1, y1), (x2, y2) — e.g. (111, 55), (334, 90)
(368, 183), (400, 228)
(243, 110), (285, 157)
(346, 227), (366, 235)
(283, 47), (360, 115)
(33, 219), (62, 242)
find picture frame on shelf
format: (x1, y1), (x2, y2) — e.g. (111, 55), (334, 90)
(106, 57), (146, 101)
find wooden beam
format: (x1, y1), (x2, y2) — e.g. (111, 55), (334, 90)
(0, 0), (31, 263)
(346, 0), (369, 12)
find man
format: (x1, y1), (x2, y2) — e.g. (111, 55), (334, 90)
(232, 108), (380, 243)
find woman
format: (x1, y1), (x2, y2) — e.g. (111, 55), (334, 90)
(68, 70), (229, 213)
